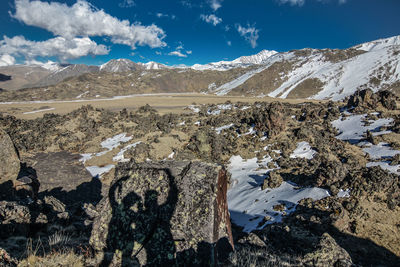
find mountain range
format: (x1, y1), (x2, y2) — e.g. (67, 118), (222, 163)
(0, 35), (399, 101)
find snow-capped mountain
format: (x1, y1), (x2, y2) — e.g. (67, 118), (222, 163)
(231, 50), (278, 64)
(191, 50), (278, 71)
(1, 35), (399, 101)
(100, 59), (140, 72)
(139, 61), (169, 70)
(210, 35), (400, 100)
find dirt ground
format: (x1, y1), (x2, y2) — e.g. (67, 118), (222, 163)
(0, 93), (325, 120)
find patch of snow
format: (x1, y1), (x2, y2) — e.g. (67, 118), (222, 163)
(76, 91), (89, 99)
(168, 152), (175, 159)
(188, 105), (200, 113)
(227, 155), (330, 232)
(79, 153), (93, 164)
(331, 114), (393, 143)
(208, 83), (216, 90)
(100, 133), (132, 153)
(194, 121), (200, 126)
(178, 121), (185, 126)
(86, 165), (115, 178)
(113, 141), (142, 162)
(213, 67), (266, 95)
(363, 142), (400, 160)
(208, 104), (233, 115)
(215, 123), (234, 134)
(290, 141), (317, 160)
(337, 189), (351, 198)
(366, 162), (400, 175)
(23, 108), (55, 114)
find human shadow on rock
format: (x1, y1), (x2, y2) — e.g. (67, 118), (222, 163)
(101, 169), (178, 267)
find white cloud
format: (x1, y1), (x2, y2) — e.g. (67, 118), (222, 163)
(168, 51), (187, 58)
(278, 0), (305, 5)
(186, 50), (192, 55)
(236, 24), (259, 48)
(278, 0), (347, 6)
(227, 41), (232, 46)
(119, 0), (135, 8)
(0, 54), (16, 66)
(208, 0), (223, 11)
(155, 51), (162, 55)
(11, 0), (166, 50)
(0, 35), (109, 61)
(200, 14), (222, 26)
(155, 13), (176, 19)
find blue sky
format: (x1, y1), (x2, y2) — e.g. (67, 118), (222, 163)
(0, 0), (399, 66)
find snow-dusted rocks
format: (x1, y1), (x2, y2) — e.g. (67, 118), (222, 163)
(227, 156), (330, 232)
(290, 141), (317, 160)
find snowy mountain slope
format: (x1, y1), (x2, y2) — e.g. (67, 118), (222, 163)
(231, 49), (278, 64)
(217, 35), (400, 100)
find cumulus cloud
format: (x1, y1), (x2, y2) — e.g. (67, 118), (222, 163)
(200, 14), (222, 26)
(0, 54), (16, 66)
(236, 24), (259, 48)
(168, 44), (191, 58)
(0, 35), (109, 61)
(168, 51), (187, 58)
(208, 0), (223, 11)
(11, 0), (166, 49)
(227, 41), (232, 46)
(119, 0), (135, 8)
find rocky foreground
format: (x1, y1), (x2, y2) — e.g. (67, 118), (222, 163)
(0, 89), (399, 266)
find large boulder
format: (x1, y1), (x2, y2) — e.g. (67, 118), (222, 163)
(0, 129), (20, 185)
(90, 161), (234, 266)
(347, 89), (399, 111)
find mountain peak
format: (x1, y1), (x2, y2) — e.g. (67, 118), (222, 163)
(100, 59), (138, 72)
(354, 35), (400, 52)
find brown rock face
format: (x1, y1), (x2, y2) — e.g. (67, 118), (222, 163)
(347, 89), (399, 111)
(90, 161), (233, 266)
(0, 129), (20, 185)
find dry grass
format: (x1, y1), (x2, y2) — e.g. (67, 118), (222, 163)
(228, 246), (297, 267)
(18, 251), (84, 267)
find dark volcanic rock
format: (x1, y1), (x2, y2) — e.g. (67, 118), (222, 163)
(90, 161), (233, 266)
(0, 73), (11, 82)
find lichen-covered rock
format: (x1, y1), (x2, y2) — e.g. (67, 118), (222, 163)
(0, 201), (31, 237)
(90, 161), (233, 266)
(262, 171), (283, 189)
(347, 89), (399, 111)
(0, 129), (20, 185)
(302, 233), (353, 267)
